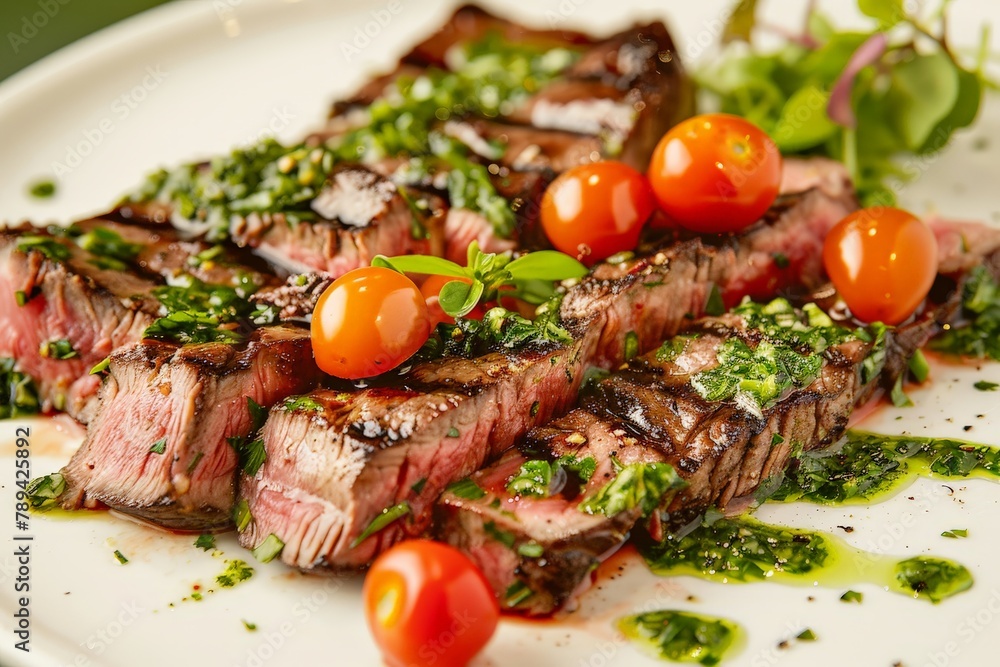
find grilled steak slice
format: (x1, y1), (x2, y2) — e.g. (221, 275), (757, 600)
(225, 165), (445, 275)
(435, 300), (926, 615)
(59, 324), (321, 530)
(558, 158), (857, 367)
(400, 5), (596, 69)
(239, 339), (592, 569)
(0, 218), (276, 422)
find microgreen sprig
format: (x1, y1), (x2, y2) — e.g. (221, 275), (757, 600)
(372, 242), (587, 319)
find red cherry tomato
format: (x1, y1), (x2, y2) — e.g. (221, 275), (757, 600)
(311, 267), (431, 379)
(823, 207), (939, 325)
(364, 540), (500, 667)
(540, 160), (655, 265)
(647, 113), (783, 234)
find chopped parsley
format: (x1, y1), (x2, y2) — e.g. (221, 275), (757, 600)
(233, 499), (252, 532)
(579, 462), (684, 518)
(350, 502), (411, 548)
(25, 473), (65, 510)
(506, 455), (597, 498)
(283, 395), (324, 412)
(113, 550), (129, 565)
(149, 438), (167, 455)
(974, 380), (999, 391)
(194, 534), (216, 551)
(217, 559), (254, 586)
(617, 610), (742, 666)
(410, 478), (428, 494)
(840, 590), (864, 603)
(517, 542), (545, 558)
(228, 397), (269, 477)
(893, 557), (973, 603)
(0, 358), (40, 419)
(39, 339), (77, 360)
(77, 226), (142, 271)
(446, 427), (461, 438)
(931, 267), (1000, 361)
(251, 535), (285, 564)
(242, 620), (257, 632)
(16, 236), (70, 261)
(446, 478), (486, 500)
(28, 179), (56, 199)
(941, 529), (968, 539)
(796, 628), (817, 642)
(144, 275), (258, 345)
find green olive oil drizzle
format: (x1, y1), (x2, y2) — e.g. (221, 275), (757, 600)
(639, 515), (972, 604)
(769, 430), (1000, 506)
(617, 610), (744, 666)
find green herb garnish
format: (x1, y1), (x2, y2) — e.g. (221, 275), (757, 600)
(941, 529), (968, 539)
(351, 502), (411, 548)
(446, 478), (487, 500)
(796, 628), (817, 641)
(931, 267), (1000, 361)
(16, 236), (70, 261)
(0, 358), (40, 419)
(701, 0), (989, 206)
(893, 556), (973, 603)
(113, 550), (129, 565)
(840, 590), (864, 603)
(25, 473), (65, 510)
(579, 462), (684, 518)
(149, 438), (167, 455)
(283, 395), (324, 413)
(217, 559), (254, 586)
(251, 535), (285, 564)
(617, 610), (741, 666)
(233, 499), (252, 532)
(974, 380), (999, 391)
(194, 534), (216, 551)
(28, 179), (56, 199)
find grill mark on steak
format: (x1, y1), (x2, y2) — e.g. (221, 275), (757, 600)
(59, 324), (322, 530)
(0, 219), (277, 422)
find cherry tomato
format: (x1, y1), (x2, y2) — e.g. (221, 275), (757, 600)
(540, 160), (655, 265)
(364, 540), (500, 667)
(647, 113), (783, 234)
(823, 207), (938, 325)
(311, 267), (431, 379)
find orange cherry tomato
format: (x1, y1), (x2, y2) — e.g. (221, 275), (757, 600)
(364, 540), (500, 667)
(540, 160), (655, 265)
(647, 113), (783, 234)
(823, 207), (939, 325)
(311, 267), (431, 379)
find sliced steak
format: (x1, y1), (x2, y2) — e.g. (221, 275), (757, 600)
(236, 160), (859, 571)
(239, 338), (593, 569)
(0, 219), (276, 422)
(435, 299), (928, 615)
(59, 324), (322, 530)
(226, 165), (446, 276)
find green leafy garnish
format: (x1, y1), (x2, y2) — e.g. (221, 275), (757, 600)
(974, 380), (999, 391)
(702, 0), (989, 206)
(90, 357), (111, 375)
(517, 542), (545, 558)
(194, 534), (216, 551)
(579, 462), (684, 518)
(251, 535), (285, 564)
(77, 227), (142, 270)
(840, 590), (864, 603)
(113, 550), (129, 565)
(283, 395), (324, 413)
(25, 473), (65, 510)
(374, 241), (586, 319)
(796, 628), (817, 641)
(149, 438), (167, 455)
(228, 397), (269, 476)
(908, 350), (930, 383)
(941, 529), (968, 539)
(0, 358), (40, 419)
(233, 499), (252, 532)
(890, 375), (913, 407)
(144, 275), (257, 345)
(351, 502), (411, 548)
(242, 620), (257, 632)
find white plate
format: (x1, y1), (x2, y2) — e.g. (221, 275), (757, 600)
(2, 1), (1000, 665)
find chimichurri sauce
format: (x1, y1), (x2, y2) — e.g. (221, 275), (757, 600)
(639, 515), (973, 604)
(769, 430), (1000, 505)
(617, 610), (743, 666)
